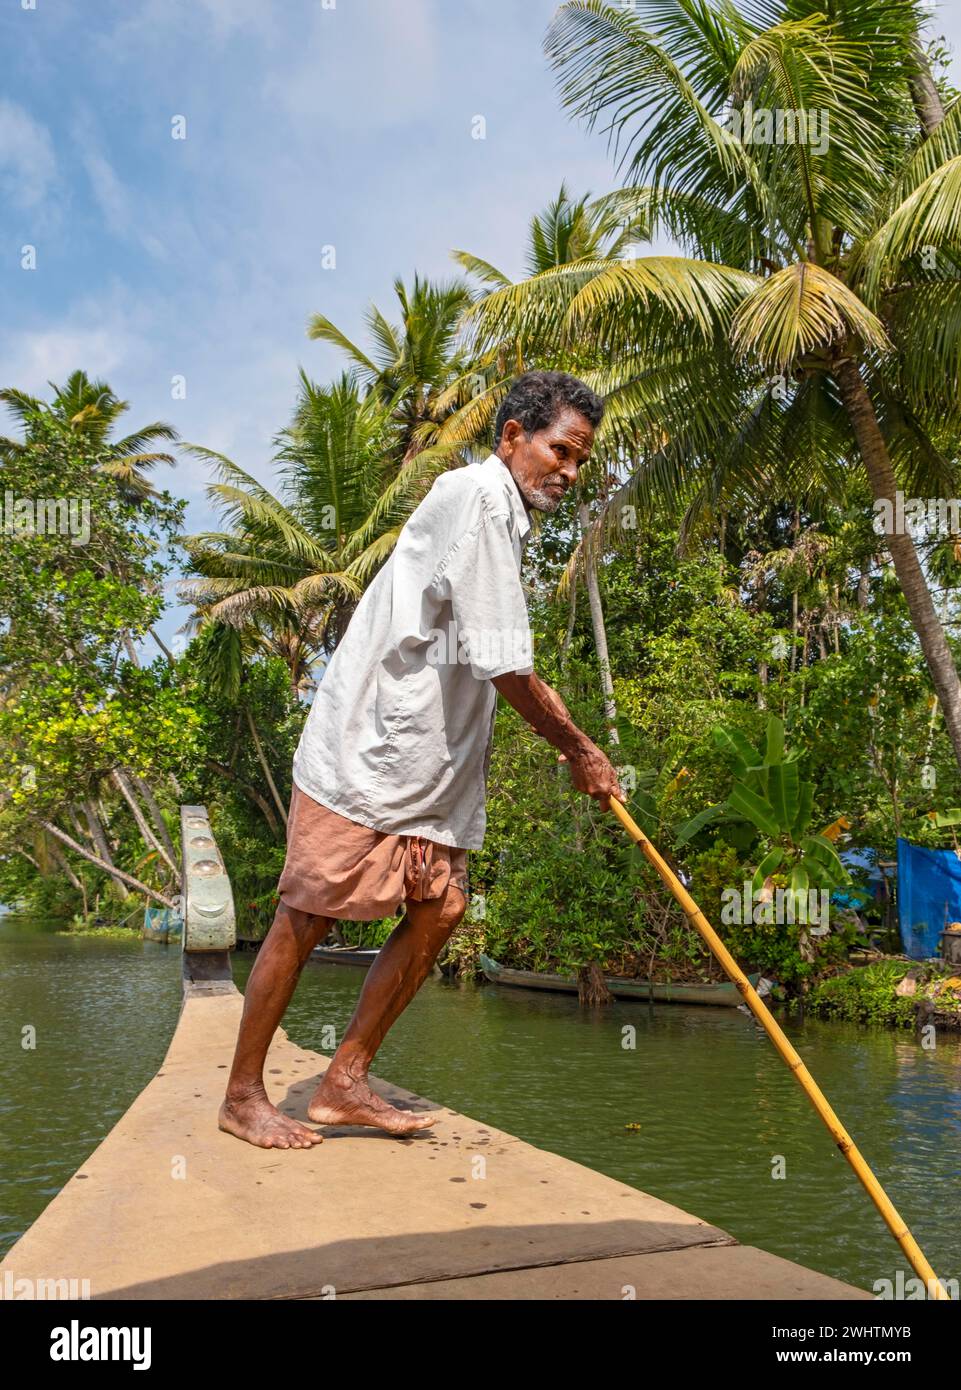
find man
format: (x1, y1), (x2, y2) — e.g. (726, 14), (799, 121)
(219, 369), (626, 1149)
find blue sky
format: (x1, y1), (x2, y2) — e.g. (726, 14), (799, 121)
(2, 0), (960, 648)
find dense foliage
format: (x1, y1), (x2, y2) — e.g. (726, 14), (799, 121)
(3, 3), (961, 1026)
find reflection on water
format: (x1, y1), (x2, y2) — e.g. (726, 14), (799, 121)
(3, 917), (960, 1291)
(0, 919), (182, 1256)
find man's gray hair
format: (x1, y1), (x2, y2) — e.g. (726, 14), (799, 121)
(493, 370), (604, 446)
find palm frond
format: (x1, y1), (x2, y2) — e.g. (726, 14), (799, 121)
(567, 254), (759, 343)
(545, 0), (767, 211)
(882, 280), (961, 416)
(854, 155), (961, 302)
(731, 262), (889, 371)
(731, 14), (888, 245)
(451, 250), (512, 289)
(881, 95), (961, 213)
(111, 424), (179, 457)
(344, 524), (405, 586)
(306, 314), (379, 375)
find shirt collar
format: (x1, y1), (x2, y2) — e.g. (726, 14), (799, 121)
(481, 452), (532, 542)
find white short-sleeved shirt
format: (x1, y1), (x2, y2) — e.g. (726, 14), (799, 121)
(291, 453), (534, 849)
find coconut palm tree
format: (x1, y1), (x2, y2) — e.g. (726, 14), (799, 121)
(467, 0), (961, 770)
(307, 273), (476, 466)
(180, 372), (459, 689)
(0, 370), (178, 499)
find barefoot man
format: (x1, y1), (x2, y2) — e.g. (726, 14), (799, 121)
(219, 370), (626, 1148)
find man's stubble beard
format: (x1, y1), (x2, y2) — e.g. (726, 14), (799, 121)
(519, 476), (567, 514)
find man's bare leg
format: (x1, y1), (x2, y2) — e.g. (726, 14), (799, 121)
(307, 885), (467, 1133)
(219, 901), (332, 1149)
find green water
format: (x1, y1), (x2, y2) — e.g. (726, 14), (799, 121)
(2, 916), (960, 1292)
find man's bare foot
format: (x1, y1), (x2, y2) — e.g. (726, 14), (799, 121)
(307, 1070), (438, 1133)
(219, 1089), (324, 1149)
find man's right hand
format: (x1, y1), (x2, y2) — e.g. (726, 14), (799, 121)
(557, 743), (626, 811)
(491, 670), (627, 812)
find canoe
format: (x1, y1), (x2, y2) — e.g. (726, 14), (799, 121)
(478, 953), (762, 1007)
(310, 944), (380, 967)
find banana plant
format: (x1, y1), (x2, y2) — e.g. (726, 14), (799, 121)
(678, 716), (851, 924)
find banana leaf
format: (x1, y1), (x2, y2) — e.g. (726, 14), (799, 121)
(768, 761), (800, 831)
(751, 845), (784, 892)
(792, 781), (814, 836)
(712, 725), (761, 776)
(764, 715), (784, 766)
(727, 782), (781, 838)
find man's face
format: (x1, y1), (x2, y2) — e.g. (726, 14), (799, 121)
(497, 408), (595, 513)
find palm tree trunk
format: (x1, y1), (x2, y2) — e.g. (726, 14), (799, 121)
(832, 584), (841, 654)
(111, 770), (179, 876)
(150, 627), (175, 662)
(130, 773), (178, 864)
(578, 501), (619, 745)
(204, 758), (281, 836)
(755, 570), (767, 708)
(835, 355), (961, 772)
(560, 569), (578, 671)
(245, 707), (289, 827)
(83, 800), (129, 900)
(68, 805), (92, 844)
(47, 841), (83, 892)
(39, 821), (176, 908)
(908, 37), (945, 135)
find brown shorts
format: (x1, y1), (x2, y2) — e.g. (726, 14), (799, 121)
(277, 783), (469, 921)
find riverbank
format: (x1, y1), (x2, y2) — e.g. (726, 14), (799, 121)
(807, 957), (961, 1029)
(3, 909), (144, 941)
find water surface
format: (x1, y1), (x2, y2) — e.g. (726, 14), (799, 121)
(2, 918), (959, 1292)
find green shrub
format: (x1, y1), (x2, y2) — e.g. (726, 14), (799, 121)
(807, 961), (917, 1026)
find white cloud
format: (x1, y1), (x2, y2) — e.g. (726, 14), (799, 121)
(0, 310), (139, 401)
(72, 112), (169, 261)
(0, 98), (57, 209)
(96, 0), (274, 59)
(263, 0), (438, 130)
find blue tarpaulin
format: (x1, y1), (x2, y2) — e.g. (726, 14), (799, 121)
(831, 847), (883, 910)
(896, 837), (961, 959)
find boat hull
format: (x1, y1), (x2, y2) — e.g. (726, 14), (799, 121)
(310, 946), (379, 967)
(478, 954), (754, 1006)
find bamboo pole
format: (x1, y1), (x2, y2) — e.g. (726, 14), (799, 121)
(607, 796), (949, 1300)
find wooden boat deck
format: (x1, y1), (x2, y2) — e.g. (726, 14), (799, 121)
(0, 977), (868, 1300)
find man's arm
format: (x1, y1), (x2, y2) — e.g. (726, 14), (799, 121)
(491, 670), (626, 810)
